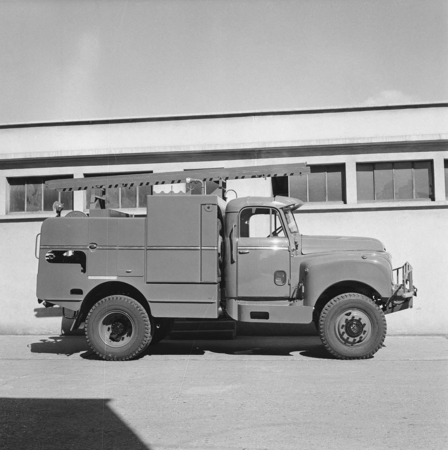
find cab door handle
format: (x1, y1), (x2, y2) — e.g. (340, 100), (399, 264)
(230, 224), (237, 263)
(238, 250), (249, 254)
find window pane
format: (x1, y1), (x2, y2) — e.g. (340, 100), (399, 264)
(106, 187), (120, 208)
(414, 161), (432, 199)
(60, 191), (73, 210)
(121, 187), (137, 208)
(308, 171), (326, 202)
(188, 182), (203, 195)
(289, 175), (308, 202)
(326, 166), (343, 202)
(138, 185), (152, 207)
(43, 177), (73, 211)
(9, 176), (73, 213)
(205, 181), (220, 195)
(9, 180), (26, 212)
(240, 208), (273, 238)
(86, 188), (103, 207)
(26, 181), (42, 212)
(85, 172), (152, 208)
(357, 164), (374, 201)
(43, 185), (60, 211)
(289, 165), (344, 203)
(272, 177), (288, 197)
(374, 163), (393, 200)
(394, 162), (413, 200)
(445, 161), (448, 199)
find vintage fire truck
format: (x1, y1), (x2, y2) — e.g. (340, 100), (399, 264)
(36, 163), (416, 360)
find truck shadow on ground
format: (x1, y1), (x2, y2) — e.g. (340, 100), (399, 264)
(147, 336), (334, 360)
(0, 398), (151, 450)
(29, 336), (90, 356)
(29, 335), (334, 360)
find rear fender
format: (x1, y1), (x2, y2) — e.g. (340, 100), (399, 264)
(71, 281), (150, 331)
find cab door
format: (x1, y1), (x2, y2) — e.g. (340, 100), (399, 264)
(237, 207), (291, 299)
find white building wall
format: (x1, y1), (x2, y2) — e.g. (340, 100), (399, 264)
(1, 204), (445, 335)
(1, 106), (447, 159)
(0, 104), (447, 335)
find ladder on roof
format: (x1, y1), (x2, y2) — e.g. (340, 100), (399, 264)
(46, 162), (309, 193)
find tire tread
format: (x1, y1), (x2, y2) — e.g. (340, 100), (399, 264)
(85, 295), (152, 361)
(318, 293), (387, 360)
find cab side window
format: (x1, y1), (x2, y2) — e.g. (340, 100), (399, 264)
(240, 208), (285, 238)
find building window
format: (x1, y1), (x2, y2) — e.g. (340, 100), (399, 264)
(187, 180), (226, 195)
(85, 172), (152, 209)
(357, 161), (434, 202)
(272, 165), (345, 203)
(8, 176), (73, 213)
(185, 169), (226, 196)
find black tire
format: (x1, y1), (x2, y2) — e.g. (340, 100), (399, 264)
(85, 295), (152, 361)
(150, 318), (175, 345)
(318, 293), (387, 360)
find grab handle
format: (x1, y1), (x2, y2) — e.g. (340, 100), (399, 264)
(230, 224), (237, 264)
(35, 233), (41, 260)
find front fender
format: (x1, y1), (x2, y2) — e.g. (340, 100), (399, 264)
(301, 254), (392, 306)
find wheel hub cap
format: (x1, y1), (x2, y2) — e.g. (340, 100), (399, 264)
(345, 317), (364, 338)
(335, 309), (372, 346)
(99, 311), (135, 348)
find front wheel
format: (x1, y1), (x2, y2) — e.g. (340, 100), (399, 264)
(85, 295), (152, 361)
(318, 293), (386, 360)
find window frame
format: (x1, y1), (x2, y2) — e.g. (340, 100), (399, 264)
(184, 168), (226, 196)
(272, 164), (346, 204)
(84, 172), (153, 209)
(239, 207), (286, 239)
(356, 160), (434, 203)
(7, 175), (74, 214)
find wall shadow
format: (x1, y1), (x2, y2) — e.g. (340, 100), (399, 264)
(0, 398), (151, 450)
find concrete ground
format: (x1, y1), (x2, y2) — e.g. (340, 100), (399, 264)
(0, 335), (447, 450)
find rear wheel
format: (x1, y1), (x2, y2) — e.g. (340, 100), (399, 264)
(318, 293), (386, 360)
(85, 295), (152, 360)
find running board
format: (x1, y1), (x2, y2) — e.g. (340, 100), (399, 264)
(226, 299), (313, 324)
(169, 319), (236, 340)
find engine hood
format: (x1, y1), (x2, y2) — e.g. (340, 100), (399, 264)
(301, 235), (385, 255)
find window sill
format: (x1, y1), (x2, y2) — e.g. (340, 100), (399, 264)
(298, 200), (448, 212)
(2, 200), (448, 221)
(0, 211), (74, 222)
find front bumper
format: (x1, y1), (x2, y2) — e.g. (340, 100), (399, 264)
(384, 262), (417, 314)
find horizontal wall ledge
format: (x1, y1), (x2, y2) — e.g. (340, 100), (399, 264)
(3, 200), (448, 222)
(0, 215), (48, 223)
(2, 102), (448, 129)
(1, 139), (447, 170)
(298, 200), (448, 214)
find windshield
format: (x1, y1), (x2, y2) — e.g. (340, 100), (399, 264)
(284, 210), (299, 234)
